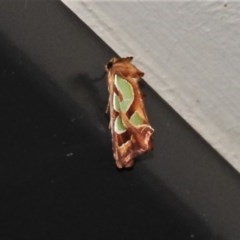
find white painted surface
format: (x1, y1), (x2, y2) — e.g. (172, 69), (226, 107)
(62, 1), (240, 172)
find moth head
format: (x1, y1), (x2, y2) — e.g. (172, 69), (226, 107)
(106, 56), (134, 71)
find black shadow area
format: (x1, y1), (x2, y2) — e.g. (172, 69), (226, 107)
(0, 31), (211, 240)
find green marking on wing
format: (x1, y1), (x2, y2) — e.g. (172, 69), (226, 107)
(114, 75), (134, 113)
(129, 111), (144, 126)
(114, 115), (127, 134)
(113, 93), (120, 112)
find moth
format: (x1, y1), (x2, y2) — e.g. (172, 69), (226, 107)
(105, 56), (154, 168)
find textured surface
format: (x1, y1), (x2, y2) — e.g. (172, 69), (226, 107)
(1, 1), (240, 239)
(62, 1), (240, 172)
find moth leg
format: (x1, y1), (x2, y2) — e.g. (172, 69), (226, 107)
(105, 102), (110, 114)
(105, 100), (112, 129)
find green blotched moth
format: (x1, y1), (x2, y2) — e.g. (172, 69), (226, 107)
(105, 56), (154, 168)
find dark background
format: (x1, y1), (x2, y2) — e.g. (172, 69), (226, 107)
(1, 1), (240, 239)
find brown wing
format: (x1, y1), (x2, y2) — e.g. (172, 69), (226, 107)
(106, 57), (154, 168)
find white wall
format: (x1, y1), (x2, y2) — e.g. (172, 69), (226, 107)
(62, 1), (240, 172)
